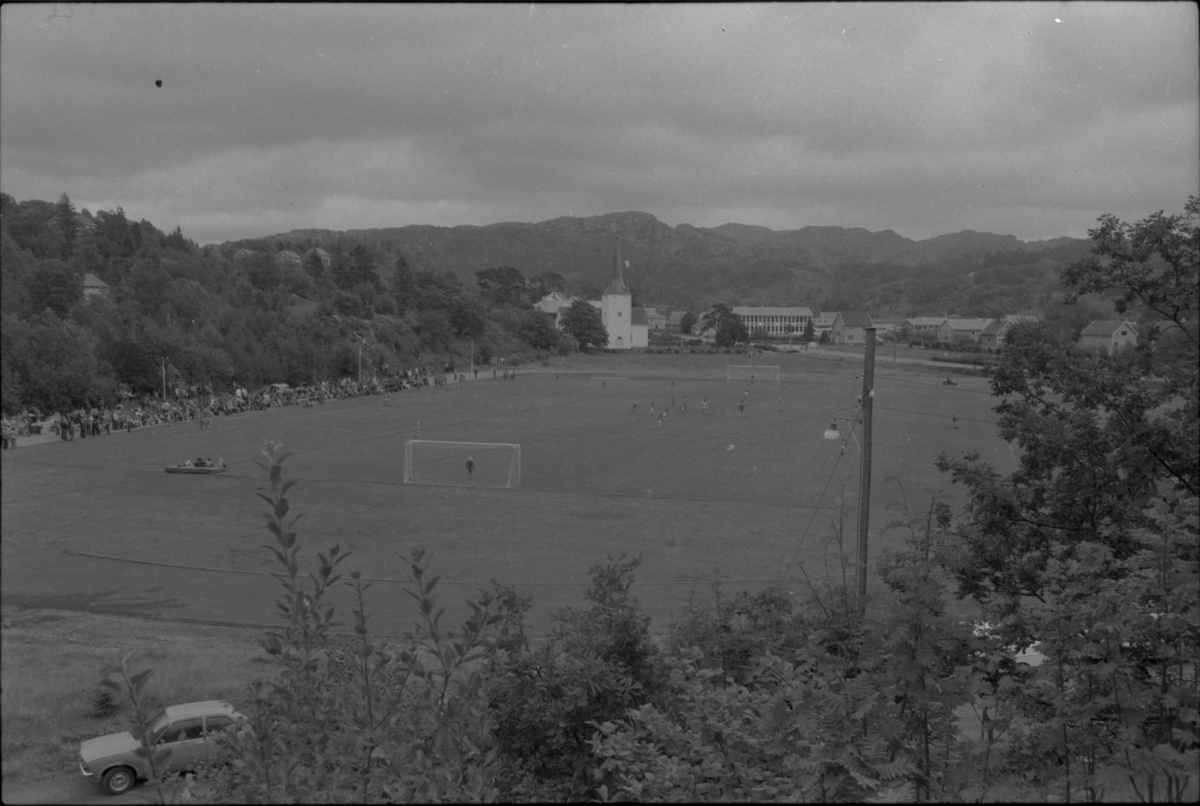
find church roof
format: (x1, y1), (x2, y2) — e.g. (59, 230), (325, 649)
(604, 236), (629, 295)
(631, 307), (648, 326)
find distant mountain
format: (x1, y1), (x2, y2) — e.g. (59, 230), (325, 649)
(255, 211), (1087, 317)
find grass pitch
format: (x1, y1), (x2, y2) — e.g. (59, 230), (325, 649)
(1, 351), (1015, 638)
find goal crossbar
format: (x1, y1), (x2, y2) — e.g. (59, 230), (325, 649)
(404, 440), (521, 488)
(727, 365), (780, 383)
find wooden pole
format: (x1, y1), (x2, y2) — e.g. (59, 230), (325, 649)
(856, 327), (876, 615)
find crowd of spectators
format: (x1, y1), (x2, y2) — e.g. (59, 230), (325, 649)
(1, 365), (467, 449)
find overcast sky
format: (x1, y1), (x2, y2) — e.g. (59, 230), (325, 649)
(2, 3), (1196, 246)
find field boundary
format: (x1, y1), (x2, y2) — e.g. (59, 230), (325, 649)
(67, 550), (797, 588)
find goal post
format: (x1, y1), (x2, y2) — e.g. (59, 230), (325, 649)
(727, 365), (780, 383)
(404, 440), (521, 488)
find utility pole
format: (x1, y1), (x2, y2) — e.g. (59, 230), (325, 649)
(856, 327), (876, 615)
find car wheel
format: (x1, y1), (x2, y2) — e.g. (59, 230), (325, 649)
(102, 766), (136, 795)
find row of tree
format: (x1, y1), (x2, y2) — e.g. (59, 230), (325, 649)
(3, 194), (619, 415)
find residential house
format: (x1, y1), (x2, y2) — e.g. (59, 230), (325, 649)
(813, 312), (838, 340)
(667, 311), (688, 333)
(232, 248), (257, 262)
(733, 307), (814, 339)
(82, 273), (111, 299)
(937, 317), (995, 344)
(979, 314), (1039, 351)
(1078, 320), (1139, 354)
(900, 317), (947, 341)
(532, 290), (578, 329)
(645, 308), (668, 331)
(833, 312), (874, 345)
(303, 247), (332, 270)
(274, 250), (303, 269)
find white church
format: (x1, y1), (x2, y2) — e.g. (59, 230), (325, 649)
(532, 236), (648, 350)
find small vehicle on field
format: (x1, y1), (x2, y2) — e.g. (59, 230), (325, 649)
(79, 700), (243, 795)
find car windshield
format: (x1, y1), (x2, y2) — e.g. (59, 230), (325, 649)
(147, 709), (171, 739)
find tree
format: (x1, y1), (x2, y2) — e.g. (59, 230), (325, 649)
(803, 320), (815, 342)
(54, 193), (78, 259)
(475, 266), (529, 308)
(517, 309), (560, 350)
(679, 311), (696, 335)
(701, 303), (748, 347)
(448, 293), (487, 338)
(392, 257), (415, 314)
(21, 259), (82, 317)
(937, 198), (1199, 607)
(578, 278), (603, 301)
(414, 310), (454, 352)
(560, 299), (608, 351)
(529, 271), (566, 299)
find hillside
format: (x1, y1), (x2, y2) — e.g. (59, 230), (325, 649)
(260, 212), (1089, 318)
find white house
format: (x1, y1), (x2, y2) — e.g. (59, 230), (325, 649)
(813, 312), (838, 340)
(532, 290), (578, 328)
(937, 317), (995, 344)
(1079, 320), (1138, 354)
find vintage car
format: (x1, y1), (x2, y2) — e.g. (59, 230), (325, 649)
(79, 700), (243, 795)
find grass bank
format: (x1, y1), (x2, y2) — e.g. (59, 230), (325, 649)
(0, 606), (267, 786)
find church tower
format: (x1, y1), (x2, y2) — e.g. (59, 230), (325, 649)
(601, 236), (633, 349)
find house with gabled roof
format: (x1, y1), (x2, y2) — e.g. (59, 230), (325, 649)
(232, 248), (257, 262)
(274, 250), (303, 268)
(900, 316), (947, 340)
(533, 290), (578, 328)
(1079, 320), (1138, 354)
(82, 273), (111, 298)
(813, 312), (838, 340)
(303, 246), (332, 270)
(979, 314), (1039, 351)
(667, 311), (688, 332)
(937, 317), (994, 344)
(833, 311), (874, 345)
(644, 308), (667, 331)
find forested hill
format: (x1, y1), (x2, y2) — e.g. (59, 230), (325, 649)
(262, 211), (1092, 317)
(1, 190), (1094, 415)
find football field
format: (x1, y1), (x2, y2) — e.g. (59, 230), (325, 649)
(1, 352), (1016, 637)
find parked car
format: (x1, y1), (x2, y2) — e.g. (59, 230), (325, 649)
(79, 701), (243, 795)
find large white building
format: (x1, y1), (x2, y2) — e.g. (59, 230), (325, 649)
(733, 307), (813, 338)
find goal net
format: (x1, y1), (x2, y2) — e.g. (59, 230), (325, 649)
(404, 440), (521, 488)
(727, 365), (780, 383)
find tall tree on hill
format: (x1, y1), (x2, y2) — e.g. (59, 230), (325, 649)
(701, 303), (748, 347)
(679, 312), (696, 335)
(476, 266), (529, 308)
(54, 193), (78, 259)
(560, 299), (608, 351)
(21, 259), (82, 317)
(530, 271), (566, 299)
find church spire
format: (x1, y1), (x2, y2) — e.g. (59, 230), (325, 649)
(606, 235), (628, 295)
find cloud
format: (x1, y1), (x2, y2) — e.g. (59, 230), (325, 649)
(1, 3), (1196, 245)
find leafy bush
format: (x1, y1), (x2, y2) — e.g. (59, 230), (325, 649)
(486, 555), (668, 799)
